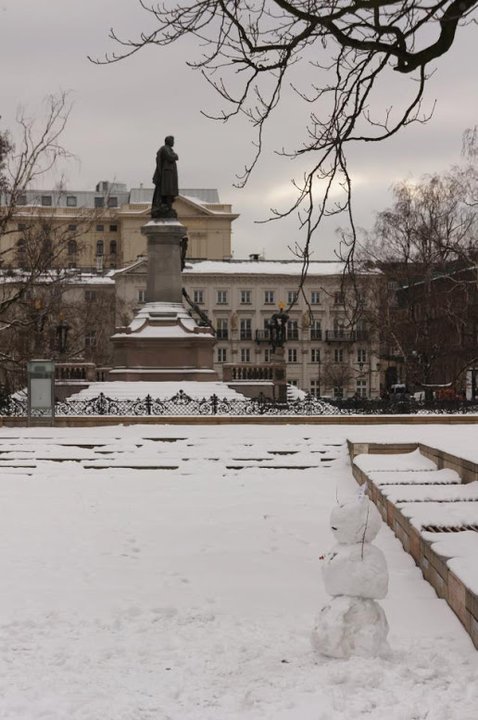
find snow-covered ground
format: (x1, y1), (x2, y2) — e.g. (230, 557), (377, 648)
(0, 422), (476, 719)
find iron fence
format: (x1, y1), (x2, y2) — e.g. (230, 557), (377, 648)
(1, 390), (478, 418)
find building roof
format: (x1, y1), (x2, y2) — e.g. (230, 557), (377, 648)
(2, 184), (222, 209)
(129, 188), (220, 205)
(184, 260), (348, 276)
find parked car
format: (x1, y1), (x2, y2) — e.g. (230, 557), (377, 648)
(388, 384), (410, 401)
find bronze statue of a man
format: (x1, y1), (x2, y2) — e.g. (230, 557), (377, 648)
(151, 135), (179, 218)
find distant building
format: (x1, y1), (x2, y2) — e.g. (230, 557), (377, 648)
(113, 257), (382, 398)
(0, 182), (238, 271)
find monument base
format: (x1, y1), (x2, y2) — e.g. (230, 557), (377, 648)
(109, 302), (217, 383)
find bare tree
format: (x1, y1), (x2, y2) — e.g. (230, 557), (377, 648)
(358, 165), (478, 394)
(0, 93), (105, 390)
(93, 0), (478, 268)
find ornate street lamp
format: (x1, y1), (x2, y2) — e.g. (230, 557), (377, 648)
(266, 304), (289, 352)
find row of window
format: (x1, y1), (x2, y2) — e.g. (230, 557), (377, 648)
(215, 346), (367, 364)
(308, 379), (368, 399)
(65, 240), (118, 257)
(18, 195), (120, 209)
(192, 289), (345, 306)
(212, 318), (363, 342)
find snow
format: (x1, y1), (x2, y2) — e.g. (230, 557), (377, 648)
(400, 501), (478, 529)
(322, 543), (389, 599)
(381, 481), (478, 503)
(368, 468), (461, 486)
(184, 260), (349, 276)
(347, 425), (478, 466)
(330, 497), (382, 544)
(112, 301), (214, 340)
(429, 532), (478, 594)
(312, 596), (389, 659)
(68, 381), (247, 400)
(354, 448), (437, 472)
(0, 422), (476, 718)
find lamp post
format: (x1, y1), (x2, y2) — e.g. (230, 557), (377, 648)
(266, 306), (289, 352)
(266, 304), (289, 402)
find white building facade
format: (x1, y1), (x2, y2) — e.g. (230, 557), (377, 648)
(114, 258), (382, 399)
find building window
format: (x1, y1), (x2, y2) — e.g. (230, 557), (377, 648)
(310, 320), (321, 340)
(356, 379), (368, 398)
(17, 194), (27, 205)
(41, 195), (52, 206)
(240, 347), (251, 363)
(217, 290), (228, 305)
(311, 290), (321, 305)
(84, 290), (97, 302)
(107, 196), (118, 208)
(240, 290), (251, 305)
(264, 290), (275, 305)
(289, 379), (298, 387)
(240, 318), (252, 340)
(66, 195), (77, 207)
(334, 385), (344, 399)
(334, 348), (344, 363)
(216, 318), (228, 340)
(288, 348), (298, 363)
(357, 348), (367, 363)
(334, 291), (344, 305)
(356, 319), (367, 340)
(264, 348), (271, 362)
(217, 347), (227, 363)
(310, 379), (321, 398)
(85, 331), (96, 348)
(109, 224), (118, 232)
(287, 320), (299, 340)
(96, 240), (104, 256)
(138, 289), (146, 303)
(67, 239), (77, 256)
(311, 347), (321, 363)
(96, 224), (104, 232)
(110, 240), (117, 255)
(95, 196), (105, 208)
(17, 223), (27, 231)
(68, 224), (77, 232)
(193, 289), (204, 304)
(287, 290), (298, 305)
(334, 319), (346, 337)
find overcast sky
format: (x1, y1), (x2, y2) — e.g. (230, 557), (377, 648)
(2, 0), (477, 260)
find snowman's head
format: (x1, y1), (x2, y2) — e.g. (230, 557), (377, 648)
(330, 496), (382, 545)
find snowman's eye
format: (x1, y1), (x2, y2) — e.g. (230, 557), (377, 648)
(331, 526), (337, 530)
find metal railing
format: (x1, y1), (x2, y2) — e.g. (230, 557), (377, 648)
(325, 330), (368, 342)
(1, 391), (478, 418)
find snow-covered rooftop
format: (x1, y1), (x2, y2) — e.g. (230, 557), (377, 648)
(184, 260), (350, 276)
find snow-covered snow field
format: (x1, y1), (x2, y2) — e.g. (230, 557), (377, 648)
(0, 422), (477, 719)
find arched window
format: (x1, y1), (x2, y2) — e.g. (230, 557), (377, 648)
(96, 240), (104, 257)
(67, 239), (77, 256)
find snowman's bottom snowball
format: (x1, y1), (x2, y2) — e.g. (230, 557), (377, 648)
(312, 596), (389, 659)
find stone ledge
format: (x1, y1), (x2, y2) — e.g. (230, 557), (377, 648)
(348, 440), (478, 649)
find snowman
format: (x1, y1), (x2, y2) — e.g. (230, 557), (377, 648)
(312, 489), (390, 658)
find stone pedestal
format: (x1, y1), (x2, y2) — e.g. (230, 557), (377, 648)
(271, 347), (288, 402)
(109, 218), (217, 382)
(142, 220), (185, 303)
